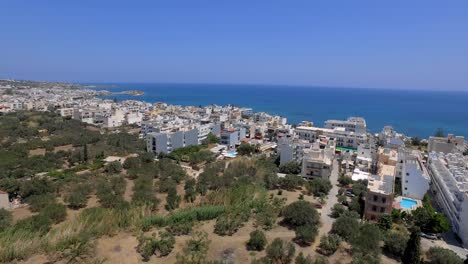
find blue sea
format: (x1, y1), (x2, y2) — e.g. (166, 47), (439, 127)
(90, 83), (468, 139)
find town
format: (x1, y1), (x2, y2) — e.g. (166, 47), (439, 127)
(0, 79), (467, 264)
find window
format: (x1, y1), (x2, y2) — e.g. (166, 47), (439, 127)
(372, 206), (377, 212)
(380, 207), (385, 213)
(404, 187), (407, 190)
(373, 195), (378, 202)
(382, 198), (386, 203)
(406, 173), (409, 176)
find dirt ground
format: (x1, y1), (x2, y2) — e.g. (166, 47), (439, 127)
(28, 148), (46, 157)
(53, 144), (74, 153)
(11, 205), (36, 223)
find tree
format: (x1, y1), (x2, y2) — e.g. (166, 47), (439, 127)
(0, 208), (12, 230)
(41, 203), (67, 224)
(176, 231), (211, 264)
(247, 230), (267, 251)
(65, 188), (89, 209)
(378, 214), (392, 231)
(338, 176), (353, 186)
(165, 185), (181, 211)
(184, 179), (197, 203)
(123, 157), (140, 169)
(318, 234), (342, 256)
(402, 229), (421, 264)
(282, 201), (319, 228)
(331, 214), (360, 241)
(237, 142), (256, 156)
(294, 224), (318, 245)
(350, 223), (381, 256)
(203, 133), (219, 144)
(83, 144), (88, 163)
(105, 161), (123, 174)
(279, 161), (301, 174)
(426, 247), (464, 264)
(265, 238), (295, 264)
(383, 230), (409, 259)
(305, 178), (332, 197)
(295, 252), (313, 264)
(330, 204), (347, 218)
(279, 174), (304, 191)
(411, 137), (422, 146)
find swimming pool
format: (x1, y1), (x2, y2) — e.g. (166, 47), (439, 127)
(400, 198), (418, 209)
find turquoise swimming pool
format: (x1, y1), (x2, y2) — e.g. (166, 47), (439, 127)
(400, 198), (417, 209)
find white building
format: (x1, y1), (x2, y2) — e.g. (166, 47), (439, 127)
(428, 134), (465, 154)
(400, 149), (430, 200)
(325, 117), (367, 134)
(295, 126), (367, 149)
(428, 152), (468, 248)
(301, 141), (335, 180)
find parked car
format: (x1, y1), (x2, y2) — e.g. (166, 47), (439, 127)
(345, 191), (355, 197)
(312, 203), (323, 209)
(420, 232), (439, 240)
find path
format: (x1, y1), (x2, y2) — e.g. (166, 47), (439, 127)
(313, 159), (340, 249)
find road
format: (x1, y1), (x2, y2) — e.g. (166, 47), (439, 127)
(312, 159), (340, 249)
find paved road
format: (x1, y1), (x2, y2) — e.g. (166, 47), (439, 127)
(312, 159), (340, 249)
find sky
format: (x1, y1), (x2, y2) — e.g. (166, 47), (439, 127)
(1, 0), (467, 90)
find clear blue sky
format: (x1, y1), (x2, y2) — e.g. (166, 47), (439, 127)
(1, 0), (467, 90)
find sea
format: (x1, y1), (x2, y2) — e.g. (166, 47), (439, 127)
(89, 83), (468, 139)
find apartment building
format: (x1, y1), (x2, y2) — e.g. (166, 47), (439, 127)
(364, 147), (396, 221)
(301, 141), (335, 180)
(56, 107), (74, 117)
(146, 128), (199, 154)
(325, 117), (367, 134)
(428, 152), (468, 247)
(399, 149), (430, 200)
(295, 126), (366, 149)
(428, 134), (465, 154)
(219, 127), (246, 148)
(278, 138), (311, 165)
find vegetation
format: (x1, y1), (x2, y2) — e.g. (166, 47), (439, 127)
(412, 194), (450, 233)
(383, 230), (409, 259)
(264, 238), (296, 264)
(279, 161), (301, 174)
(136, 231), (176, 261)
(0, 209), (12, 230)
(279, 174), (304, 191)
(402, 229), (421, 264)
(246, 230), (267, 251)
(318, 234), (342, 256)
(305, 178), (332, 197)
(426, 247), (464, 264)
(331, 212), (360, 241)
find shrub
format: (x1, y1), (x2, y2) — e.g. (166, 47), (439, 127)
(426, 247), (464, 264)
(0, 209), (12, 230)
(175, 231), (211, 264)
(265, 238), (295, 264)
(123, 157), (140, 169)
(383, 230), (409, 259)
(25, 193), (56, 212)
(330, 204), (346, 218)
(137, 235), (158, 262)
(155, 231), (175, 257)
(279, 174), (304, 191)
(378, 214), (392, 231)
(132, 174), (159, 210)
(166, 221), (193, 236)
(247, 230), (267, 251)
(295, 252), (313, 264)
(350, 223), (381, 256)
(184, 179), (197, 203)
(165, 185), (181, 211)
(65, 185), (91, 209)
(338, 176), (353, 186)
(279, 161), (301, 175)
(214, 211), (249, 236)
(41, 203), (67, 224)
(294, 224), (318, 246)
(319, 234), (342, 256)
(282, 201), (319, 228)
(305, 178), (332, 197)
(105, 161), (123, 174)
(331, 214), (360, 241)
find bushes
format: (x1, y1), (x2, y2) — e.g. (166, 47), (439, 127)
(383, 230), (409, 259)
(319, 234), (342, 256)
(175, 231), (211, 264)
(265, 238), (295, 264)
(331, 213), (360, 241)
(137, 231), (175, 261)
(104, 161), (123, 174)
(247, 230), (267, 251)
(165, 185), (181, 211)
(214, 210), (249, 236)
(166, 221), (193, 236)
(184, 179), (197, 203)
(0, 208), (12, 230)
(65, 184), (92, 209)
(278, 161), (301, 175)
(41, 203), (67, 224)
(96, 175), (128, 209)
(294, 224), (318, 246)
(426, 247), (464, 264)
(338, 176), (353, 186)
(305, 178), (332, 197)
(330, 204), (346, 218)
(279, 174), (304, 191)
(26, 193), (56, 212)
(123, 157), (140, 170)
(282, 201), (319, 228)
(132, 174), (159, 210)
(350, 223), (381, 257)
